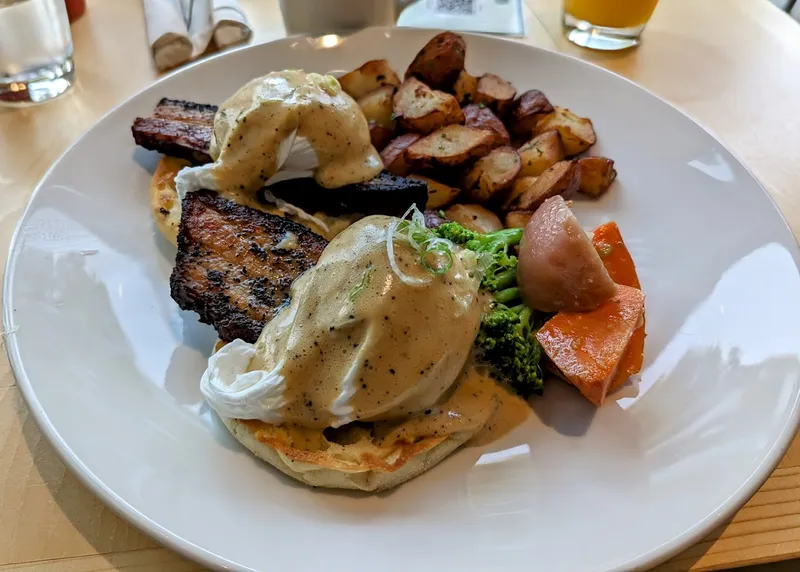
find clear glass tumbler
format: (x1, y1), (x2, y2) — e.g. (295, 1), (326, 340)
(0, 0), (74, 106)
(563, 0), (659, 51)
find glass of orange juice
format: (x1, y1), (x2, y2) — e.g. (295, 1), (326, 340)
(563, 0), (659, 51)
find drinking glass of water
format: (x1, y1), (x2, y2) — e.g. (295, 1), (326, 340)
(0, 0), (74, 105)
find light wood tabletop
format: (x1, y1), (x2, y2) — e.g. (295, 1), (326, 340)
(2, 0), (800, 570)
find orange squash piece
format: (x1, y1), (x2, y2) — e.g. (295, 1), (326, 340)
(536, 285), (645, 406)
(592, 222), (645, 391)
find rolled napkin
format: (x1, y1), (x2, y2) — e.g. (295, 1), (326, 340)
(143, 0), (253, 71)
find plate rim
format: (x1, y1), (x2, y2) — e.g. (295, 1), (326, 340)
(5, 26), (800, 572)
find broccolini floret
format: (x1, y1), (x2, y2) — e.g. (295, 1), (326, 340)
(475, 303), (543, 397)
(435, 223), (523, 295)
(435, 221), (543, 395)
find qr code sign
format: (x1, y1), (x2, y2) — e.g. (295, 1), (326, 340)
(434, 0), (476, 15)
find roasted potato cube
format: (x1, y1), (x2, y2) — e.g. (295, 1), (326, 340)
(534, 107), (596, 156)
(473, 74), (517, 115)
(518, 130), (564, 177)
(503, 160), (579, 211)
(504, 210), (535, 229)
(358, 85), (397, 151)
(339, 60), (400, 99)
(406, 125), (494, 168)
(408, 175), (461, 209)
(577, 156), (617, 197)
(454, 70), (478, 105)
(463, 104), (510, 148)
(463, 146), (521, 203)
(405, 31), (466, 91)
(380, 133), (421, 175)
(393, 77), (464, 134)
(369, 126), (395, 151)
(358, 85), (396, 127)
(508, 90), (554, 135)
(445, 203), (503, 233)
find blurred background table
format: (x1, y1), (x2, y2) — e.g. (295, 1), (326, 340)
(2, 0), (800, 570)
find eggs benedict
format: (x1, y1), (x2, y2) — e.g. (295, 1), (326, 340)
(201, 213), (502, 490)
(175, 70), (383, 202)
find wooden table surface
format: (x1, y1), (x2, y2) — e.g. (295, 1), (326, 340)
(2, 0), (800, 570)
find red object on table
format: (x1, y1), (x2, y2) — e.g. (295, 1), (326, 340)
(65, 0), (86, 23)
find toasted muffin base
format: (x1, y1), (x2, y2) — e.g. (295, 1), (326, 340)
(150, 156), (191, 245)
(221, 417), (474, 492)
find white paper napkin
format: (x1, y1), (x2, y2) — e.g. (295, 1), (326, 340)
(143, 0), (253, 71)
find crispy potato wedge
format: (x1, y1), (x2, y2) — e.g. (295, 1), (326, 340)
(409, 175), (461, 209)
(380, 133), (421, 175)
(339, 60), (400, 100)
(508, 90), (554, 135)
(463, 104), (510, 148)
(473, 74), (517, 115)
(504, 210), (535, 229)
(393, 77), (464, 134)
(445, 203), (503, 233)
(406, 125), (494, 168)
(577, 156), (617, 197)
(463, 146), (521, 203)
(454, 70), (478, 105)
(358, 85), (397, 151)
(518, 130), (564, 177)
(404, 31), (466, 91)
(503, 160), (579, 211)
(534, 106), (596, 156)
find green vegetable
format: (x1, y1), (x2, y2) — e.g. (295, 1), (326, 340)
(475, 303), (543, 397)
(435, 221), (543, 396)
(435, 223), (523, 292)
(348, 264), (374, 302)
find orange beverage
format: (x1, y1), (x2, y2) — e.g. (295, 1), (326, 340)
(564, 0), (659, 29)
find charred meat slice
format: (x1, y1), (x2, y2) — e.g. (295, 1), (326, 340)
(264, 171), (428, 216)
(152, 98), (217, 124)
(132, 117), (213, 164)
(171, 191), (328, 343)
(132, 98), (216, 164)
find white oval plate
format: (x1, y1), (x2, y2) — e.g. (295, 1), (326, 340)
(6, 27), (800, 572)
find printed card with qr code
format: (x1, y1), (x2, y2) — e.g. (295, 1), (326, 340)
(397, 0), (526, 36)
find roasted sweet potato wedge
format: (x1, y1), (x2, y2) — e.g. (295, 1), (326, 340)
(536, 285), (645, 406)
(518, 130), (564, 178)
(393, 77), (464, 134)
(592, 222), (645, 392)
(406, 125), (494, 168)
(404, 31), (466, 91)
(339, 60), (400, 99)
